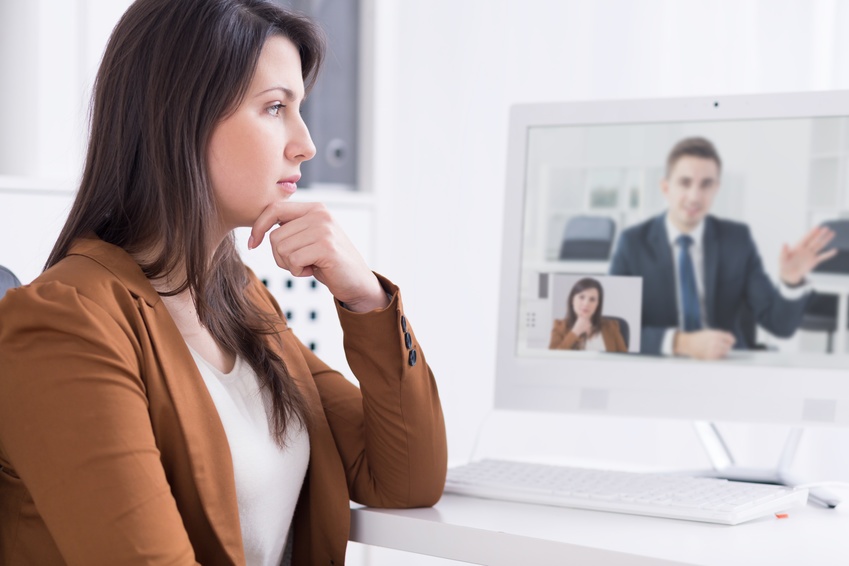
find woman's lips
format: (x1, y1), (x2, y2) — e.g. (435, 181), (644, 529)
(278, 181), (297, 194)
(277, 176), (300, 195)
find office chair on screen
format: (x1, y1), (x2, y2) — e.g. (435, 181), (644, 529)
(800, 219), (849, 353)
(558, 216), (616, 260)
(603, 316), (629, 351)
(0, 265), (21, 300)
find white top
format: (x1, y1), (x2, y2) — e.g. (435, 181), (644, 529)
(583, 331), (606, 352)
(189, 349), (310, 566)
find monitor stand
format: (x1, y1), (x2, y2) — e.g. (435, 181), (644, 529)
(691, 421), (841, 508)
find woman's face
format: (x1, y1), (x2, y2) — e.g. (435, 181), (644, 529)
(572, 288), (599, 318)
(207, 35), (316, 233)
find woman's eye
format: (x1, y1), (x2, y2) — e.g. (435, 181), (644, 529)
(267, 103), (285, 116)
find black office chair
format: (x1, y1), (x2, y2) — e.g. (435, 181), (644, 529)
(799, 219), (849, 353)
(802, 293), (842, 353)
(0, 265), (21, 300)
(604, 316), (629, 351)
(558, 216), (616, 260)
(813, 219), (849, 275)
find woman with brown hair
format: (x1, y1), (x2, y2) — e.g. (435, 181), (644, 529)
(549, 277), (628, 352)
(0, 1), (446, 564)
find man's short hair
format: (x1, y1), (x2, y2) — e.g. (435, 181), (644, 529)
(665, 137), (722, 178)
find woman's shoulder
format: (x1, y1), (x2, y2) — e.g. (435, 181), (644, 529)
(1, 268), (132, 329)
(2, 238), (155, 321)
(600, 317), (622, 332)
(0, 276), (143, 369)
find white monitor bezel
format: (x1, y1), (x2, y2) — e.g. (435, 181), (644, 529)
(495, 90), (849, 426)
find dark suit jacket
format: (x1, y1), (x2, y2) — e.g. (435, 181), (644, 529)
(609, 214), (809, 354)
(0, 237), (447, 565)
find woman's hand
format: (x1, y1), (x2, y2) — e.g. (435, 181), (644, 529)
(248, 201), (389, 312)
(571, 316), (593, 337)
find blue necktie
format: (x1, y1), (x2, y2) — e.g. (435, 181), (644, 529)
(677, 235), (702, 331)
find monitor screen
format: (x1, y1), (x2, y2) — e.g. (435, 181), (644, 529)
(495, 91), (849, 426)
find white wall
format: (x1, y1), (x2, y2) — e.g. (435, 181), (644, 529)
(0, 0), (133, 179)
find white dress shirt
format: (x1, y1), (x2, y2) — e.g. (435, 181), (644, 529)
(584, 331), (607, 352)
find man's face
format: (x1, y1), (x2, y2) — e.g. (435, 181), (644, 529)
(661, 156), (720, 232)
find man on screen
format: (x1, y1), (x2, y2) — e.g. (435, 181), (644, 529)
(609, 137), (836, 360)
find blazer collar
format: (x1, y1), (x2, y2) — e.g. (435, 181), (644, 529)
(645, 215), (679, 323)
(67, 237), (245, 562)
(66, 236), (161, 306)
(702, 216), (719, 325)
(647, 214), (672, 261)
(138, 301), (245, 563)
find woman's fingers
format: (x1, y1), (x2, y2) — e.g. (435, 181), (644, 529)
(248, 201), (325, 250)
(269, 230), (327, 277)
(249, 199), (383, 308)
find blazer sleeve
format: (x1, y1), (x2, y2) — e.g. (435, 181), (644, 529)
(549, 319), (580, 350)
(739, 228), (809, 337)
(257, 274), (447, 508)
(0, 283), (198, 566)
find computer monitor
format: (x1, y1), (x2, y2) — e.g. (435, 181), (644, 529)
(495, 90), (849, 428)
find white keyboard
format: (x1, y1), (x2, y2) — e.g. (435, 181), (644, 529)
(444, 459), (809, 525)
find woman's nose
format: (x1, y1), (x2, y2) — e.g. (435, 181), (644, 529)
(287, 117), (317, 163)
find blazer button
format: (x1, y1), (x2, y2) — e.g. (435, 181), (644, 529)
(404, 332), (412, 349)
(408, 349), (417, 366)
(401, 315), (407, 332)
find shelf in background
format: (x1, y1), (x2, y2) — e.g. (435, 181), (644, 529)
(0, 175), (76, 195)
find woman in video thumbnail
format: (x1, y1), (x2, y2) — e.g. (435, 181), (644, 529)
(549, 277), (628, 352)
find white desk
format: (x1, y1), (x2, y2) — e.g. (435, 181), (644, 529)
(351, 494), (849, 565)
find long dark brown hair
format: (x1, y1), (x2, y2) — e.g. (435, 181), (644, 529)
(565, 277), (604, 337)
(47, 0), (325, 444)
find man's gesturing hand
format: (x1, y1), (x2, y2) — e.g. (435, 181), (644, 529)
(248, 201), (389, 312)
(779, 225), (837, 286)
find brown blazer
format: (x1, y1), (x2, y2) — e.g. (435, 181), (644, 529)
(0, 237), (447, 565)
(548, 317), (628, 352)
